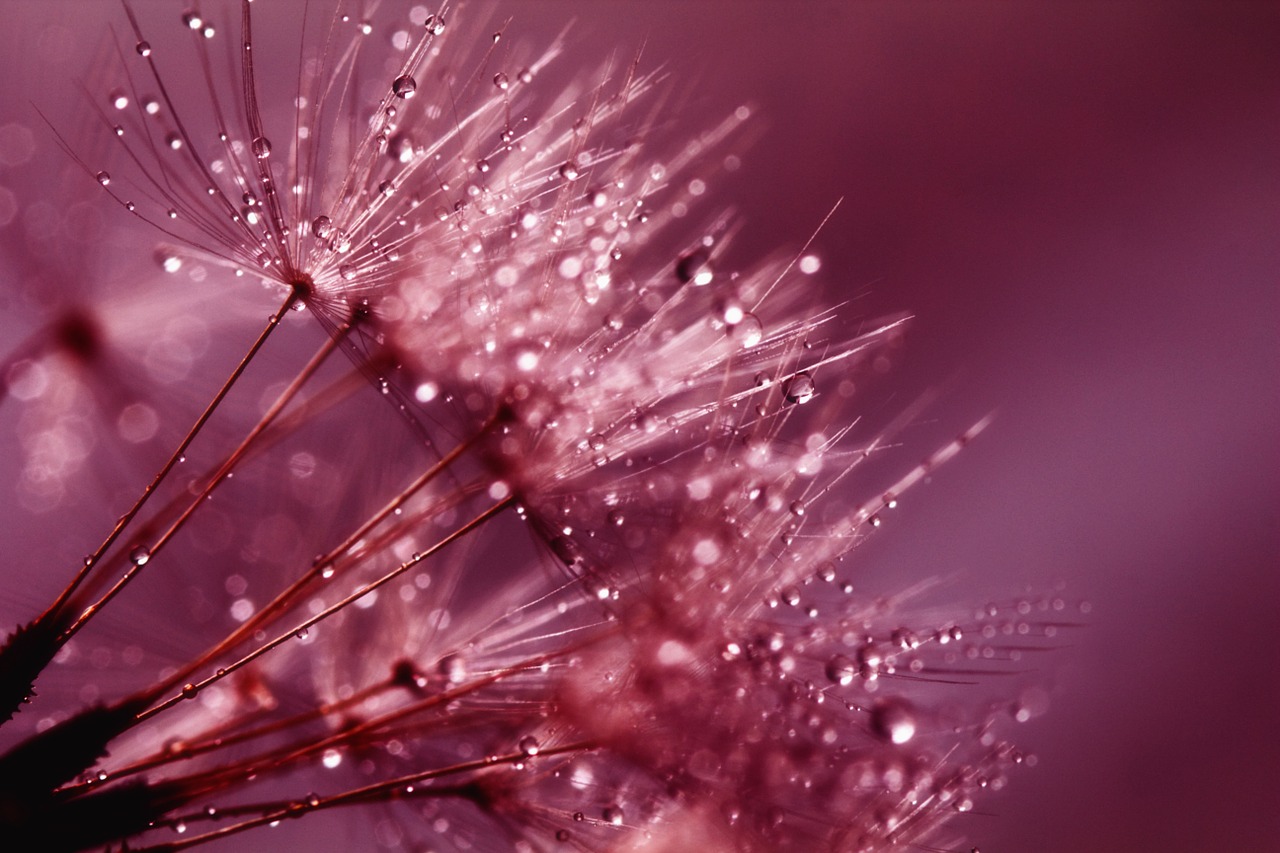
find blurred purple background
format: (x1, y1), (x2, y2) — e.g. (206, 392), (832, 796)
(2, 2), (1277, 851)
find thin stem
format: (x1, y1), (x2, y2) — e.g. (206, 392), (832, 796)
(137, 497), (514, 722)
(138, 742), (597, 852)
(46, 291), (298, 621)
(59, 303), (347, 644)
(146, 420), (490, 702)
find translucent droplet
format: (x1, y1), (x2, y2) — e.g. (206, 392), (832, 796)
(518, 735), (540, 757)
(135, 41), (152, 57)
(784, 372), (815, 404)
(559, 162), (580, 181)
(311, 215), (332, 239)
(181, 682), (198, 699)
(251, 136), (271, 158)
(733, 313), (763, 348)
(95, 171), (111, 187)
(476, 158), (490, 174)
(338, 263), (357, 282)
(128, 545), (151, 566)
(110, 91), (128, 110)
(870, 698), (917, 744)
(392, 75), (417, 99)
(676, 249), (713, 285)
(825, 654), (855, 686)
(321, 748), (342, 769)
(424, 14), (446, 35)
(165, 132), (183, 151)
(378, 180), (394, 197)
(182, 13), (203, 31)
(556, 830), (570, 842)
(493, 72), (509, 91)
(602, 805), (624, 826)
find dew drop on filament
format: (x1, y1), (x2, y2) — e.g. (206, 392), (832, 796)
(392, 75), (417, 99)
(251, 136), (271, 158)
(95, 171), (110, 187)
(784, 372), (815, 404)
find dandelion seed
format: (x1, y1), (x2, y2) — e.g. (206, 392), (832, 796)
(0, 3), (1076, 852)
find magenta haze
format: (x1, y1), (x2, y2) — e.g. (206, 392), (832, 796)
(0, 3), (1073, 852)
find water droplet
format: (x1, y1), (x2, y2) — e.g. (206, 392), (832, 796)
(182, 12), (203, 30)
(733, 313), (763, 348)
(559, 162), (580, 181)
(378, 180), (394, 197)
(556, 829), (570, 842)
(784, 372), (815, 404)
(602, 805), (624, 826)
(780, 585), (801, 607)
(181, 682), (198, 699)
(870, 698), (917, 744)
(251, 136), (271, 158)
(110, 91), (129, 110)
(339, 263), (357, 282)
(392, 75), (417, 99)
(825, 654), (855, 686)
(311, 215), (332, 239)
(676, 248), (713, 285)
(321, 748), (342, 769)
(128, 545), (150, 566)
(493, 72), (509, 91)
(424, 14), (446, 35)
(518, 735), (540, 757)
(95, 171), (111, 187)
(476, 158), (490, 174)
(136, 41), (152, 57)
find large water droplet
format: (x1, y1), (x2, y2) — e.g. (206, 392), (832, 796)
(96, 171), (111, 187)
(734, 313), (764, 348)
(825, 654), (855, 686)
(870, 698), (917, 744)
(518, 735), (540, 757)
(424, 15), (446, 35)
(784, 372), (815, 404)
(311, 215), (332, 239)
(251, 136), (272, 159)
(128, 545), (151, 566)
(392, 75), (417, 99)
(676, 248), (713, 285)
